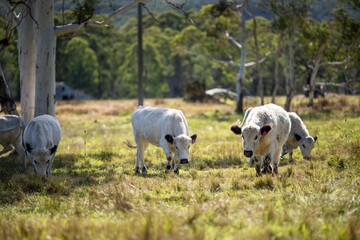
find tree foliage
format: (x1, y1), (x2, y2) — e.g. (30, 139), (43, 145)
(1, 0), (359, 101)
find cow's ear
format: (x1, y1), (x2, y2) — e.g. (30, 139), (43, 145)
(230, 125), (242, 135)
(260, 125), (271, 137)
(26, 143), (32, 153)
(190, 134), (197, 144)
(314, 136), (318, 142)
(294, 133), (302, 141)
(165, 134), (174, 144)
(49, 145), (58, 155)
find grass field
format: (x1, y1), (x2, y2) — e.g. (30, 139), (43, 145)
(0, 94), (359, 240)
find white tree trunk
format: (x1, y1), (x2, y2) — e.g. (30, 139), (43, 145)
(235, 0), (246, 114)
(35, 0), (56, 117)
(285, 18), (295, 111)
(308, 43), (326, 106)
(17, 1), (37, 125)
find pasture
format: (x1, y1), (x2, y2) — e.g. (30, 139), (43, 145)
(0, 95), (359, 240)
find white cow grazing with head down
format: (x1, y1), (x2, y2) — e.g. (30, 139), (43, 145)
(130, 106), (197, 175)
(281, 112), (317, 162)
(23, 114), (61, 176)
(0, 115), (24, 159)
(230, 104), (291, 176)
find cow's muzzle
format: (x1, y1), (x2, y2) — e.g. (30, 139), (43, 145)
(180, 159), (189, 164)
(244, 150), (253, 157)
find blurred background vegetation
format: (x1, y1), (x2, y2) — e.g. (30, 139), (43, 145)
(0, 0), (359, 100)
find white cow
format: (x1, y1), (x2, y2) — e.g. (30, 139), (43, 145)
(129, 106), (197, 175)
(230, 104), (291, 176)
(0, 115), (24, 159)
(23, 114), (62, 176)
(281, 112), (317, 162)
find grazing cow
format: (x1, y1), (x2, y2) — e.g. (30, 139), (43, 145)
(230, 104), (291, 176)
(129, 106), (197, 175)
(23, 114), (61, 176)
(281, 112), (317, 162)
(0, 115), (24, 159)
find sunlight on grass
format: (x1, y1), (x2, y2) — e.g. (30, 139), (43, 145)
(0, 95), (359, 239)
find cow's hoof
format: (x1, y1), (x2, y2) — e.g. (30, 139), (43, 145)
(142, 167), (147, 174)
(135, 167), (140, 175)
(174, 168), (179, 174)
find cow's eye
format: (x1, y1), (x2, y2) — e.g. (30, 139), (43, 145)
(302, 144), (306, 148)
(254, 136), (258, 140)
(34, 160), (38, 164)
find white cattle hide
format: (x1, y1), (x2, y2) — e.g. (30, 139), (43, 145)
(231, 104), (291, 176)
(23, 114), (61, 176)
(130, 106), (197, 174)
(281, 112), (317, 161)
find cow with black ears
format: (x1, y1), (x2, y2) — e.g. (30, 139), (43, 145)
(129, 106), (197, 175)
(230, 104), (291, 176)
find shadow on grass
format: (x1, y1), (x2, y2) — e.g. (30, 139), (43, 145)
(0, 152), (117, 205)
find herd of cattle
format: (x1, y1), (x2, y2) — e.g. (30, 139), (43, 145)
(0, 103), (317, 177)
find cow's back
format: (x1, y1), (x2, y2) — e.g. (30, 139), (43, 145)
(24, 115), (61, 150)
(131, 106), (188, 145)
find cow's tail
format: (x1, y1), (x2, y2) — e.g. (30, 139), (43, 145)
(123, 140), (137, 149)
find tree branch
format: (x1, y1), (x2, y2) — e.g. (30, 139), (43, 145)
(55, 0), (150, 37)
(225, 32), (242, 49)
(216, 51), (271, 68)
(165, 0), (194, 25)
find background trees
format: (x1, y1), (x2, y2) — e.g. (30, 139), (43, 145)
(0, 0), (358, 114)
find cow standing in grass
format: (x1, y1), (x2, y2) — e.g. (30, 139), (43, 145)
(281, 112), (317, 162)
(230, 104), (291, 176)
(129, 106), (197, 175)
(23, 114), (61, 176)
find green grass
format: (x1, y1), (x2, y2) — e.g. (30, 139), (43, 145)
(0, 95), (359, 240)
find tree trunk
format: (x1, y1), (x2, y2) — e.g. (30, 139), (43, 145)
(284, 19), (295, 112)
(0, 64), (18, 115)
(251, 14), (264, 105)
(137, 3), (144, 106)
(35, 0), (56, 117)
(17, 1), (37, 125)
(271, 34), (283, 103)
(167, 56), (183, 97)
(308, 43), (326, 106)
(235, 0), (246, 114)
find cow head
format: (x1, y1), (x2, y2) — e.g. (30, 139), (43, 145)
(296, 134), (317, 160)
(241, 124), (272, 158)
(165, 134), (197, 164)
(25, 143), (58, 176)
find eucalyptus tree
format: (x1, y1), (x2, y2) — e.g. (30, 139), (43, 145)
(0, 0), (147, 125)
(269, 0), (313, 111)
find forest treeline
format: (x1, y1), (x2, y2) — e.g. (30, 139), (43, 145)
(1, 0), (359, 100)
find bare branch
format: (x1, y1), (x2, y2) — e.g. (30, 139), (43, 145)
(216, 51), (272, 68)
(165, 0), (194, 25)
(225, 32), (242, 49)
(55, 0), (150, 37)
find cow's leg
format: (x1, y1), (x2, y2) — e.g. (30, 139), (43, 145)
(160, 140), (173, 173)
(288, 148), (293, 162)
(0, 145), (14, 156)
(135, 136), (148, 175)
(254, 156), (263, 177)
(272, 147), (282, 175)
(173, 157), (180, 174)
(261, 153), (272, 174)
